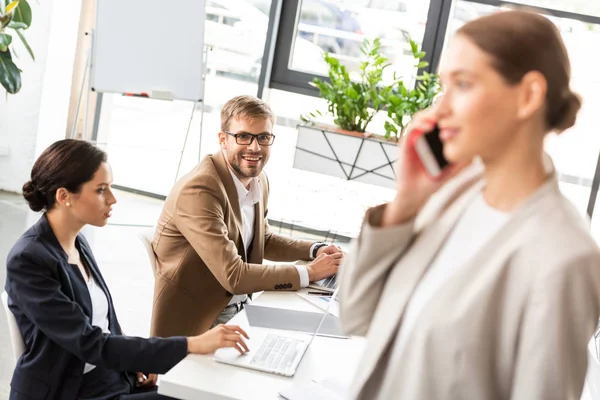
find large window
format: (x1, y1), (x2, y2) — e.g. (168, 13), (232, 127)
(93, 0), (600, 241)
(270, 0), (435, 95)
(445, 0), (600, 226)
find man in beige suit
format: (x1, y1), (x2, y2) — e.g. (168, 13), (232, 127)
(151, 95), (342, 337)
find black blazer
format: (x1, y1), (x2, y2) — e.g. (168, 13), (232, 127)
(4, 215), (188, 399)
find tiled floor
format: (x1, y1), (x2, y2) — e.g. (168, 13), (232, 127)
(0, 189), (341, 398)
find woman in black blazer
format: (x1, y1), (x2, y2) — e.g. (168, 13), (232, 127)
(5, 140), (249, 400)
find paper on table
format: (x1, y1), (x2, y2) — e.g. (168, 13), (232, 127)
(296, 292), (340, 318)
(253, 291), (317, 313)
(279, 378), (348, 400)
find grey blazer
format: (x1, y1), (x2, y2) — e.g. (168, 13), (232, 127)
(339, 160), (600, 400)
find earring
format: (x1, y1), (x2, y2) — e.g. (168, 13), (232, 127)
(66, 202), (71, 207)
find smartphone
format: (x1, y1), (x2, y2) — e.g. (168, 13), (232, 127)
(411, 125), (450, 179)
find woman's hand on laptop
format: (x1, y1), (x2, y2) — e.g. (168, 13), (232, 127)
(188, 324), (250, 355)
(307, 252), (342, 282)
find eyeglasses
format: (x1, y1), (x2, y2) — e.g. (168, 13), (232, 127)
(224, 131), (276, 146)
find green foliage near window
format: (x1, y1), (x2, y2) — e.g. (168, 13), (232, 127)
(0, 0), (34, 94)
(302, 37), (440, 141)
(383, 40), (441, 140)
(301, 38), (392, 133)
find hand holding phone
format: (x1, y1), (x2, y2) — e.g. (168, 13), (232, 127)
(410, 124), (451, 179)
(381, 110), (465, 227)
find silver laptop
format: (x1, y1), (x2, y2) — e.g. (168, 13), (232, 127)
(308, 274), (338, 293)
(213, 290), (338, 377)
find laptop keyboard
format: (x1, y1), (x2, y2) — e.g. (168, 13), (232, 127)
(250, 334), (300, 371)
(322, 274), (337, 289)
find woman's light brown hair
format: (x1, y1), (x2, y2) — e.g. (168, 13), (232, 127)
(457, 10), (581, 133)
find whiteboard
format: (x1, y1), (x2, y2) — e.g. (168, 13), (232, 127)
(92, 0), (206, 102)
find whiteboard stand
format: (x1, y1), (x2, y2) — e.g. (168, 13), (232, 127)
(83, 29), (95, 141)
(92, 0), (206, 102)
(70, 30), (95, 140)
(197, 45), (213, 163)
(74, 35), (211, 187)
(174, 45), (212, 183)
(71, 21), (212, 184)
(87, 0), (208, 187)
(88, 44), (211, 181)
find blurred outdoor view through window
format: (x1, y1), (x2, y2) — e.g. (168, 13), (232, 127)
(287, 0), (431, 84)
(445, 1), (600, 240)
(95, 0), (600, 241)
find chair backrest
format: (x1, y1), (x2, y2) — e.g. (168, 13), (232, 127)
(1, 291), (26, 363)
(138, 228), (157, 276)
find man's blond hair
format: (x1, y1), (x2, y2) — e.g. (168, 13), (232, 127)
(220, 95), (276, 132)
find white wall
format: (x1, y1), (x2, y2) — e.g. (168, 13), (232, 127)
(0, 0), (82, 192)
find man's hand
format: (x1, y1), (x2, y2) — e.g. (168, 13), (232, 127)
(307, 252), (343, 282)
(136, 372), (158, 388)
(316, 244), (343, 258)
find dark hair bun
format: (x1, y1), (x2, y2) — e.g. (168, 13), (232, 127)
(553, 92), (582, 134)
(22, 180), (47, 212)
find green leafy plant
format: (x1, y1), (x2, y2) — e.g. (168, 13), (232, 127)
(302, 36), (441, 141)
(0, 0), (34, 94)
(384, 39), (441, 140)
(301, 38), (392, 133)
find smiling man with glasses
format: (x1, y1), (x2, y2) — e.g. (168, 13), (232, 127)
(150, 95), (343, 337)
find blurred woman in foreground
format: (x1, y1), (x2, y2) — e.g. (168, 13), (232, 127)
(339, 10), (600, 400)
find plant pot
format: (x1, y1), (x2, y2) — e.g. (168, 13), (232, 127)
(293, 124), (399, 189)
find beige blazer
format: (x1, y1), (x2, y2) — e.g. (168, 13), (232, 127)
(151, 152), (313, 337)
(339, 160), (600, 400)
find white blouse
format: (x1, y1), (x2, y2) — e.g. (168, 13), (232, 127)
(379, 192), (511, 398)
(83, 276), (111, 374)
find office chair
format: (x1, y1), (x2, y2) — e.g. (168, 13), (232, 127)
(1, 291), (26, 364)
(138, 228), (157, 277)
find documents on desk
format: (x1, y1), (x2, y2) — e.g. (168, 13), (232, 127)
(296, 291), (340, 318)
(279, 378), (348, 400)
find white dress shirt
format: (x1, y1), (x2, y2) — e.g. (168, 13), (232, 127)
(227, 170), (309, 306)
(83, 276), (111, 374)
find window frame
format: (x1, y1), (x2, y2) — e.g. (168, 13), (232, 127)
(462, 0), (600, 21)
(268, 0), (452, 97)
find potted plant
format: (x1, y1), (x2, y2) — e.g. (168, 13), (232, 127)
(300, 38), (392, 135)
(383, 40), (440, 140)
(0, 0), (35, 94)
(294, 37), (440, 188)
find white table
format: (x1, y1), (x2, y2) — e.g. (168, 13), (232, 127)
(158, 291), (365, 400)
(582, 338), (600, 400)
